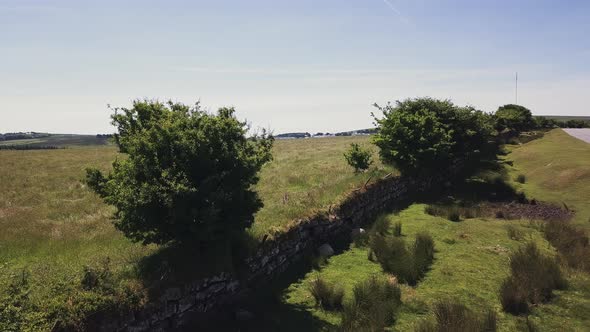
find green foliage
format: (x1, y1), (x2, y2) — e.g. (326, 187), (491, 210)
(424, 205), (482, 221)
(505, 225), (524, 241)
(413, 232), (435, 277)
(556, 119), (590, 128)
(372, 98), (494, 175)
(372, 215), (390, 236)
(343, 143), (373, 173)
(543, 221), (590, 271)
(340, 275), (402, 331)
(415, 300), (497, 332)
(500, 242), (567, 315)
(393, 221), (402, 237)
(515, 174), (526, 184)
(308, 276), (344, 311)
(369, 232), (435, 285)
(533, 116), (557, 129)
(495, 104), (534, 132)
(85, 100), (273, 245)
(0, 271), (42, 332)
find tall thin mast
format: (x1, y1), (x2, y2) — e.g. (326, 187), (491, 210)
(515, 72), (518, 104)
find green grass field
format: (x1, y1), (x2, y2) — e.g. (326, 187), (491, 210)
(0, 135), (391, 329)
(1, 129), (588, 330)
(0, 134), (111, 147)
(246, 129), (590, 331)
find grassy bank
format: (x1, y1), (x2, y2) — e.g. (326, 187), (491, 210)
(507, 129), (590, 228)
(270, 205), (589, 331)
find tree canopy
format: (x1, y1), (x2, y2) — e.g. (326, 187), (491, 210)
(86, 100), (273, 245)
(372, 98), (494, 176)
(495, 104), (534, 132)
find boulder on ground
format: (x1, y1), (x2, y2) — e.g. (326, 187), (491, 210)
(351, 228), (365, 238)
(318, 243), (334, 257)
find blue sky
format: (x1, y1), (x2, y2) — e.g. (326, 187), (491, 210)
(1, 0), (589, 134)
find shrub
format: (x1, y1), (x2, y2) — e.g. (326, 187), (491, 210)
(516, 317), (539, 332)
(308, 276), (344, 311)
(372, 98), (494, 176)
(340, 275), (402, 331)
(369, 235), (413, 282)
(85, 100), (273, 246)
(393, 221), (402, 236)
(506, 225), (524, 241)
(372, 215), (390, 236)
(500, 242), (567, 315)
(415, 300), (497, 332)
(413, 232), (435, 277)
(516, 174), (526, 184)
(343, 143), (373, 173)
(0, 271), (36, 331)
(369, 233), (435, 285)
(80, 258), (114, 292)
(447, 210), (461, 222)
(543, 221), (590, 271)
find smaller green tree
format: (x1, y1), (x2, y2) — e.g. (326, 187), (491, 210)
(495, 104), (534, 132)
(372, 98), (494, 176)
(344, 143), (373, 173)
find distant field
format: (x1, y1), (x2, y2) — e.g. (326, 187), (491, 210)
(536, 115), (590, 122)
(0, 134), (111, 147)
(0, 135), (392, 329)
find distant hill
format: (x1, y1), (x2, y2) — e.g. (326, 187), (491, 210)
(275, 128), (377, 139)
(0, 133), (113, 148)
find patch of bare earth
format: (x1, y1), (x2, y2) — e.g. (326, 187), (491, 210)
(485, 201), (574, 221)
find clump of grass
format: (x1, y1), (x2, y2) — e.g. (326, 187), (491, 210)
(369, 233), (435, 285)
(500, 242), (567, 315)
(340, 275), (401, 331)
(516, 317), (539, 332)
(413, 232), (435, 277)
(543, 221), (590, 271)
(415, 300), (497, 332)
(425, 204), (482, 222)
(372, 215), (390, 235)
(81, 258), (114, 291)
(393, 221), (402, 236)
(447, 210), (461, 222)
(506, 225), (524, 241)
(515, 174), (526, 184)
(308, 276), (344, 311)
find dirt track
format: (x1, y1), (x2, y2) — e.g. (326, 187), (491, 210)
(563, 128), (590, 143)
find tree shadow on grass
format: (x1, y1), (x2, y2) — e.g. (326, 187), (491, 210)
(134, 231), (259, 300)
(176, 251), (337, 332)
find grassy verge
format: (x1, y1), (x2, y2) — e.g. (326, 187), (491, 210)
(506, 129), (590, 228)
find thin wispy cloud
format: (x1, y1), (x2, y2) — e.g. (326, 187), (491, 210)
(381, 0), (410, 24)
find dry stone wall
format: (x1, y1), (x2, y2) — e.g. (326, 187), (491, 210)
(94, 174), (441, 331)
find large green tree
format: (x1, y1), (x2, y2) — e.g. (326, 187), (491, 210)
(86, 100), (273, 245)
(372, 98), (494, 175)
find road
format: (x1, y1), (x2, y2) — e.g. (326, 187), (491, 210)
(563, 128), (590, 143)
